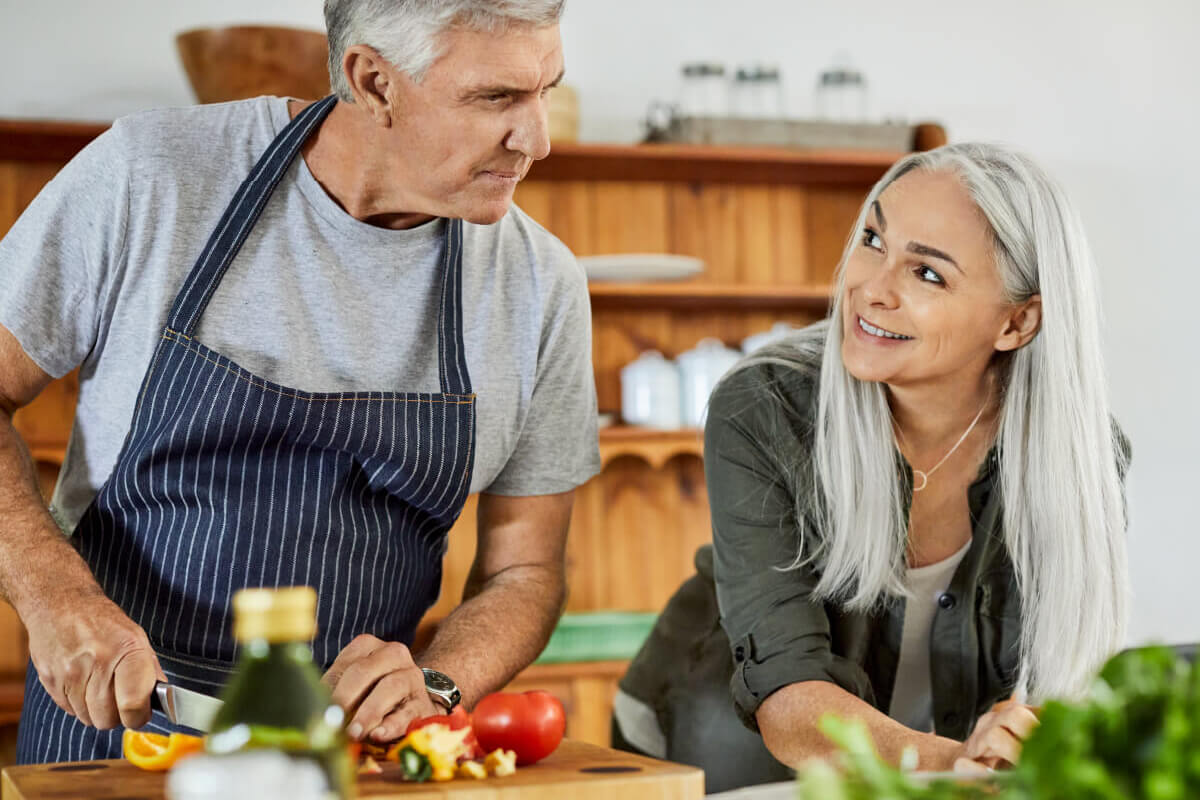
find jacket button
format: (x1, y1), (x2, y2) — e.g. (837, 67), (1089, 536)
(734, 646), (746, 663)
(938, 592), (957, 610)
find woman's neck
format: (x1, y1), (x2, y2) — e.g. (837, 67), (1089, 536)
(886, 367), (999, 454)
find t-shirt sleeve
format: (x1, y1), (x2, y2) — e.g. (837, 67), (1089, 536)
(705, 364), (874, 730)
(0, 127), (130, 378)
(484, 250), (600, 495)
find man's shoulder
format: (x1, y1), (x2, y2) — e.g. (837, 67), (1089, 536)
(107, 97), (282, 173)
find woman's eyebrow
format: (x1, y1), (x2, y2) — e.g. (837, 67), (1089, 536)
(907, 241), (963, 274)
(871, 200), (887, 232)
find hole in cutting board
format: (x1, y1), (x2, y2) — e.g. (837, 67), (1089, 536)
(48, 763), (109, 772)
(579, 765), (643, 774)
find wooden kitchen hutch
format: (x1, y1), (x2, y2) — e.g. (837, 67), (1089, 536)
(0, 117), (944, 762)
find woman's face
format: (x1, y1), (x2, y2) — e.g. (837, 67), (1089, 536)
(840, 168), (1030, 389)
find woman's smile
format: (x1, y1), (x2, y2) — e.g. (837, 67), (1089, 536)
(853, 314), (914, 344)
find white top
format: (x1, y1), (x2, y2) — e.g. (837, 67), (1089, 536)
(888, 540), (972, 732)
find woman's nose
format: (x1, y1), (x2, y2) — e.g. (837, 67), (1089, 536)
(861, 262), (902, 308)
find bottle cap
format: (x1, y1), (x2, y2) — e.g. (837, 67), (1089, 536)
(233, 586), (318, 644)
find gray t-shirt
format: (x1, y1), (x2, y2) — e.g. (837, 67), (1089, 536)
(0, 96), (600, 533)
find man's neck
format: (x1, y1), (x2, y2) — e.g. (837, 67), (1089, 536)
(291, 99), (436, 230)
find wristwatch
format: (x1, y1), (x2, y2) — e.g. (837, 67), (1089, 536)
(421, 668), (462, 711)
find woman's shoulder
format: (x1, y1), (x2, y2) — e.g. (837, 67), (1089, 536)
(708, 320), (827, 431)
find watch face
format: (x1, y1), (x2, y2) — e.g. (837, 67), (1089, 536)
(423, 668), (455, 693)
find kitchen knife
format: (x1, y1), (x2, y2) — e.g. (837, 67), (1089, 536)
(149, 681), (223, 733)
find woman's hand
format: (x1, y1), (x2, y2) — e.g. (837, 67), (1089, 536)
(952, 698), (1040, 774)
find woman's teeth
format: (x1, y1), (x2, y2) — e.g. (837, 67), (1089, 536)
(858, 317), (913, 340)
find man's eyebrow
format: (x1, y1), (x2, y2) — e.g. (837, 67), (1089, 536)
(463, 68), (566, 99)
(870, 200), (887, 232)
(907, 241), (963, 274)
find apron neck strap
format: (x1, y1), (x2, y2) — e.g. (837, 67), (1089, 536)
(167, 95), (338, 335)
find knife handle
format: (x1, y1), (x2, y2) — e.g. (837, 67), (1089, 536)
(149, 681), (169, 715)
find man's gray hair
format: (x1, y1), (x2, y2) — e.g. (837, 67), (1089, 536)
(324, 0), (565, 101)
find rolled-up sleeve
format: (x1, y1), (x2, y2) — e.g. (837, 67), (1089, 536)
(705, 364), (873, 730)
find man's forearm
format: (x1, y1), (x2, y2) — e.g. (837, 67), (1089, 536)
(416, 564), (565, 709)
(0, 412), (104, 619)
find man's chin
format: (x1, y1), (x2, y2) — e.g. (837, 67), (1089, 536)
(461, 200), (513, 226)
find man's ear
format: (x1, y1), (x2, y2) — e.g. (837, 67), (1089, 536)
(995, 294), (1042, 352)
(342, 44), (395, 127)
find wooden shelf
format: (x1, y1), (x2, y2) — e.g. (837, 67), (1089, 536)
(530, 141), (908, 185)
(589, 282), (831, 312)
(598, 426), (703, 469)
(27, 447), (65, 467)
(0, 119), (107, 163)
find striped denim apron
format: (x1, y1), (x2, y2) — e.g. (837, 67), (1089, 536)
(17, 96), (476, 763)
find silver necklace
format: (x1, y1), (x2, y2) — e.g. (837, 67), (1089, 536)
(893, 401), (988, 492)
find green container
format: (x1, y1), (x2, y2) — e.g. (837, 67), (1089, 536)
(535, 611), (659, 664)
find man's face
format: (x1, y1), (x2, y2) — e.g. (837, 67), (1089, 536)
(380, 24), (563, 225)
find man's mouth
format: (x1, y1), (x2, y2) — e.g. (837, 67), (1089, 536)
(857, 315), (913, 341)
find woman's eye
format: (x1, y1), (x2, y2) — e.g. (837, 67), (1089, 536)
(916, 265), (945, 285)
(861, 229), (883, 251)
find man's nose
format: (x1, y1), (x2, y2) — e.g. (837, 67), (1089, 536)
(506, 96), (552, 161)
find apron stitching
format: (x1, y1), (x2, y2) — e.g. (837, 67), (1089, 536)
(159, 333), (473, 402)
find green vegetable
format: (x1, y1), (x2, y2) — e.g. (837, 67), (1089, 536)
(796, 646), (1200, 800)
(397, 745), (433, 782)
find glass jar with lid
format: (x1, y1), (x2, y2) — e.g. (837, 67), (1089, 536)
(679, 62), (727, 118)
(815, 56), (868, 121)
(731, 64), (784, 119)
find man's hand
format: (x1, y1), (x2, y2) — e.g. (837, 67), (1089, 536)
(323, 633), (441, 742)
(952, 698), (1040, 774)
(23, 592), (165, 730)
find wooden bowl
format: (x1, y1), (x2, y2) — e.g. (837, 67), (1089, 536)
(176, 25), (331, 104)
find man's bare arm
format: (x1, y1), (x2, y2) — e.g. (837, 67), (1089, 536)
(0, 323), (162, 729)
(419, 490), (572, 706)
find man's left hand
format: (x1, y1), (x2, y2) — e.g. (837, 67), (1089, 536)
(323, 633), (441, 742)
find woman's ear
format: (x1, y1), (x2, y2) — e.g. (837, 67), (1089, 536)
(342, 44), (395, 128)
(995, 294), (1042, 352)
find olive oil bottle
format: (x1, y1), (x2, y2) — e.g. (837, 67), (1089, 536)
(207, 587), (354, 799)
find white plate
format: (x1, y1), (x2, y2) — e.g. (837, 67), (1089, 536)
(579, 253), (704, 283)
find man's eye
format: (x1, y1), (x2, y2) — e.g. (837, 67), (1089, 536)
(917, 265), (945, 285)
(484, 93), (509, 104)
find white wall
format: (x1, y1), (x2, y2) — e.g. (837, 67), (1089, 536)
(2, 1), (1197, 645)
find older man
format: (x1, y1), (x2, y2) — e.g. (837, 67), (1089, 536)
(0, 0), (598, 763)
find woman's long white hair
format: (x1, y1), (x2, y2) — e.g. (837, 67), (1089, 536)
(744, 142), (1129, 702)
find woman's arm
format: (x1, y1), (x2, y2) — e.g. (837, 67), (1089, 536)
(758, 681), (960, 769)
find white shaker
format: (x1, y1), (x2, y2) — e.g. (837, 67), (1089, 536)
(676, 338), (743, 429)
(620, 350), (682, 430)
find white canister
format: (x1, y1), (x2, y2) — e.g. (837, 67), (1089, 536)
(620, 350), (682, 430)
(676, 338), (743, 428)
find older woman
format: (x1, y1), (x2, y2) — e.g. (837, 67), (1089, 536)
(613, 143), (1130, 792)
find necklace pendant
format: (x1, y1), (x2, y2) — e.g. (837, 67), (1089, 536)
(912, 470), (929, 492)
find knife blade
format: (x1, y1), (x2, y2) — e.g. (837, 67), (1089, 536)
(150, 681), (223, 733)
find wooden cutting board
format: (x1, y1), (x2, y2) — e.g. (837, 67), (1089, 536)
(1, 739), (704, 799)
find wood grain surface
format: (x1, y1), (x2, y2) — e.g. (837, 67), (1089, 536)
(1, 739), (703, 800)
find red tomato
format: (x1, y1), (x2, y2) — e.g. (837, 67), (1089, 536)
(471, 690), (566, 766)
